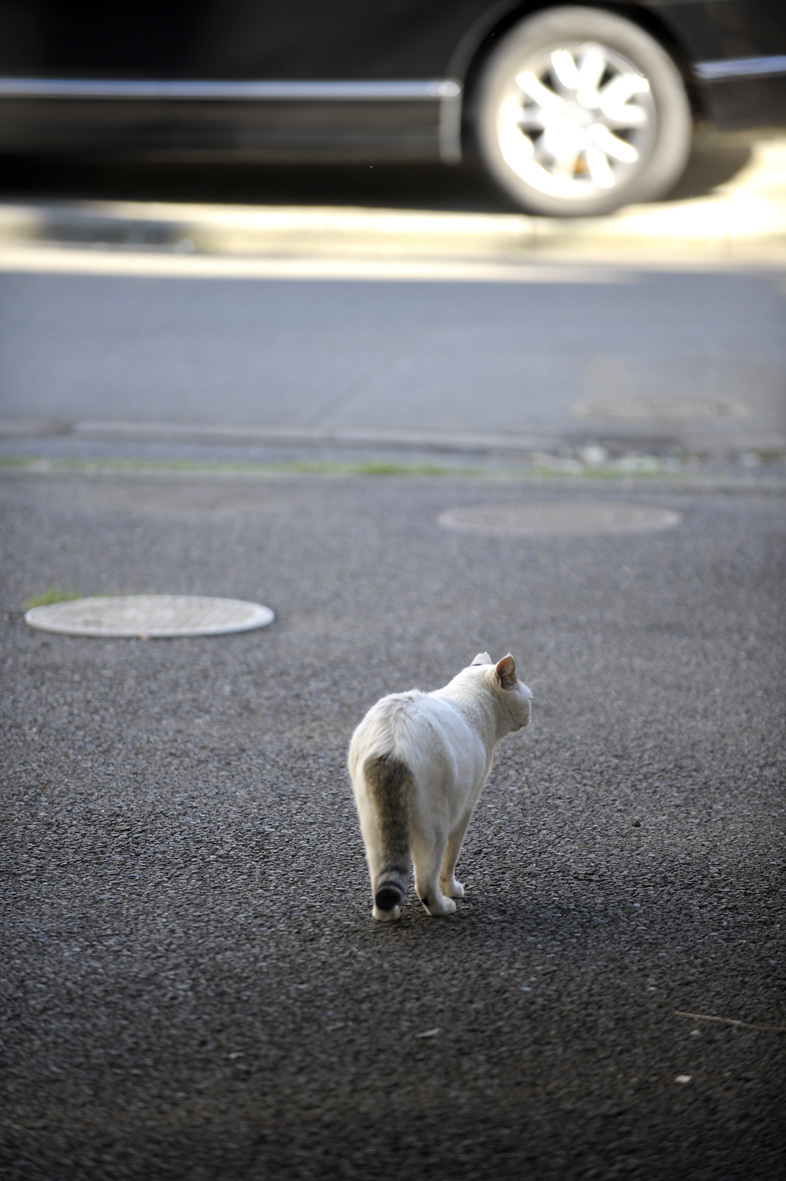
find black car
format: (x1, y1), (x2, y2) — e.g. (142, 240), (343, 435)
(1, 1), (784, 216)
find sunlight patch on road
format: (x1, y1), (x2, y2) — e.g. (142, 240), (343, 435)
(0, 243), (632, 284)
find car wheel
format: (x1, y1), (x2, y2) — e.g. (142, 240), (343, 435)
(472, 6), (692, 216)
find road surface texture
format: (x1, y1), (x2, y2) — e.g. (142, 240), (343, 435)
(1, 468), (784, 1180)
(1, 268), (784, 462)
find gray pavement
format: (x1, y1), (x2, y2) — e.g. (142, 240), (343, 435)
(1, 467), (785, 1180)
(1, 262), (785, 473)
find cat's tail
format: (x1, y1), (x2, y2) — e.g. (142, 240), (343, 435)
(364, 752), (413, 917)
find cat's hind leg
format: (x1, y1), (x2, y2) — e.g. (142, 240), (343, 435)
(411, 832), (456, 917)
(439, 812), (473, 900)
(440, 872), (465, 900)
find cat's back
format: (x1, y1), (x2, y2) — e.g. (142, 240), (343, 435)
(349, 684), (476, 777)
(350, 688), (425, 753)
(348, 690), (415, 780)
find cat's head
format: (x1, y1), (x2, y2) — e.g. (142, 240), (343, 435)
(471, 652), (532, 732)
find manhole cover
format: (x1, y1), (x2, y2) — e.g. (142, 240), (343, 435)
(437, 501), (682, 537)
(572, 397), (747, 422)
(25, 595), (275, 638)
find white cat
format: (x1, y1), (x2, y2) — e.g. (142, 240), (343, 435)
(348, 653), (532, 921)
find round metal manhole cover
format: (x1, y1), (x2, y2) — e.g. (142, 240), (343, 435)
(572, 397), (747, 422)
(437, 500), (682, 537)
(24, 595), (275, 638)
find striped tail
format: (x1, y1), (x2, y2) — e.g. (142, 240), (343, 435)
(364, 753), (413, 915)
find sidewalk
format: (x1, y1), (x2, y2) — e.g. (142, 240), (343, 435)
(0, 137), (785, 267)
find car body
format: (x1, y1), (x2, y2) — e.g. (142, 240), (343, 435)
(0, 1), (784, 214)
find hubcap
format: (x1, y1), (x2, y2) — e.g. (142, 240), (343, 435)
(495, 41), (656, 202)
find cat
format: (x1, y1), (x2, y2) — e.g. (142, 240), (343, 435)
(348, 653), (531, 921)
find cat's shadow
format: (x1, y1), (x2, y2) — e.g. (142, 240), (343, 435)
(362, 883), (636, 956)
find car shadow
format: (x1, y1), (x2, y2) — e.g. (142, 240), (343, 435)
(665, 138), (752, 202)
(0, 138), (754, 215)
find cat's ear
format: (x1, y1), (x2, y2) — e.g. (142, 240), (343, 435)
(472, 652), (492, 666)
(495, 655), (517, 689)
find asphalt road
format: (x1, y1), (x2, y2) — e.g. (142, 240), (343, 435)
(1, 265), (784, 460)
(1, 467), (784, 1180)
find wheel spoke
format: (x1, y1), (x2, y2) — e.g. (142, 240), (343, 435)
(516, 107), (549, 131)
(515, 70), (564, 112)
(575, 47), (606, 100)
(549, 48), (581, 93)
(532, 135), (557, 167)
(590, 122), (639, 163)
(585, 146), (616, 189)
(599, 75), (650, 126)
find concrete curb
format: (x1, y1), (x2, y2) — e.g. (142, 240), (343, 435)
(0, 416), (782, 457)
(1, 138), (784, 264)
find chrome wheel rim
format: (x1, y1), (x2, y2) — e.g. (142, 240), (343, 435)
(495, 41), (657, 202)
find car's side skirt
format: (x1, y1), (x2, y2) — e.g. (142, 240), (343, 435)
(0, 77), (464, 162)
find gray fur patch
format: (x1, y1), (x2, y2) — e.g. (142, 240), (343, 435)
(365, 753), (412, 894)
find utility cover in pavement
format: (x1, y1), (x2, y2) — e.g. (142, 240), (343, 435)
(24, 595), (275, 638)
(437, 501), (682, 537)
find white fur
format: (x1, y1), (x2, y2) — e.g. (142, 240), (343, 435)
(349, 653), (532, 920)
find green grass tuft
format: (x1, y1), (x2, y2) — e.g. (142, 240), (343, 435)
(0, 454), (36, 467)
(1, 452), (723, 482)
(24, 588), (82, 609)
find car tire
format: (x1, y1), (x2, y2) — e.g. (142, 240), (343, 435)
(472, 6), (693, 217)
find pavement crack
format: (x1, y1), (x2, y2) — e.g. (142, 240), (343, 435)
(303, 332), (426, 431)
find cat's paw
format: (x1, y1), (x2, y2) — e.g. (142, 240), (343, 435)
(422, 895), (456, 917)
(441, 877), (465, 899)
(372, 903), (401, 922)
